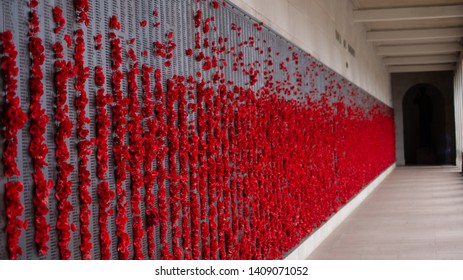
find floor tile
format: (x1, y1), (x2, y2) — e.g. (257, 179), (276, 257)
(307, 166), (463, 260)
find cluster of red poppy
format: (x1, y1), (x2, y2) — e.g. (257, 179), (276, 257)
(166, 77), (182, 259)
(1, 31), (27, 260)
(253, 22), (263, 31)
(186, 77), (201, 260)
(153, 69), (171, 259)
(4, 182), (27, 260)
(1, 31), (27, 178)
(73, 0), (89, 26)
(216, 85), (231, 258)
(94, 34), (103, 50)
(52, 6), (66, 34)
(141, 64), (158, 259)
(178, 77), (192, 259)
(53, 34), (74, 260)
(226, 89), (239, 259)
(195, 31), (202, 50)
(1, 1), (396, 260)
(74, 26), (93, 260)
(212, 1), (220, 9)
(0, 31), (27, 260)
(196, 80), (211, 259)
(94, 64), (114, 260)
(28, 2), (54, 257)
(1, 33), (27, 260)
(205, 82), (220, 258)
(153, 31), (176, 67)
(109, 15), (121, 30)
(93, 83), (111, 257)
(194, 9), (202, 29)
(193, 9), (205, 50)
(109, 17), (130, 259)
(64, 34), (72, 48)
(97, 180), (114, 259)
(219, 85), (233, 259)
(127, 48), (145, 260)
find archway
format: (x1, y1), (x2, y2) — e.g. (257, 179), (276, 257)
(402, 84), (449, 165)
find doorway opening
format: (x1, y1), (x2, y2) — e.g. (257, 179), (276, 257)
(403, 84), (450, 165)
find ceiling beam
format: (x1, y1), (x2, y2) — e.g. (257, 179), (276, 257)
(383, 54), (459, 65)
(376, 43), (463, 56)
(388, 63), (455, 73)
(354, 5), (463, 22)
(367, 27), (463, 42)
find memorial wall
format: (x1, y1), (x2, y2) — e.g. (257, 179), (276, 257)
(0, 0), (395, 259)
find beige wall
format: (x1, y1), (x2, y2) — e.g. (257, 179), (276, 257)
(228, 0), (392, 106)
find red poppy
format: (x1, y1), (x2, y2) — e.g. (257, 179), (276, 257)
(4, 181), (26, 260)
(109, 19), (130, 259)
(74, 0), (89, 26)
(51, 19), (75, 259)
(109, 15), (121, 30)
(1, 31), (27, 178)
(203, 18), (210, 33)
(64, 35), (72, 47)
(194, 10), (202, 28)
(126, 47), (146, 259)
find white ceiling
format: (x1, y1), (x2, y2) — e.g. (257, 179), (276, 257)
(351, 0), (463, 73)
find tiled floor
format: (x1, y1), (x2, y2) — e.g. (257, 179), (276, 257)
(307, 166), (463, 260)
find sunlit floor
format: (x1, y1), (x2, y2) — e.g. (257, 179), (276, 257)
(307, 166), (463, 260)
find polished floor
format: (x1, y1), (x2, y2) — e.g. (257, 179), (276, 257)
(308, 166), (463, 259)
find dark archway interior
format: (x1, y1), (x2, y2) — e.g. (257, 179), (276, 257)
(403, 84), (454, 165)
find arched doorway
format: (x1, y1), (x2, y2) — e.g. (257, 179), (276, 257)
(402, 84), (450, 165)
